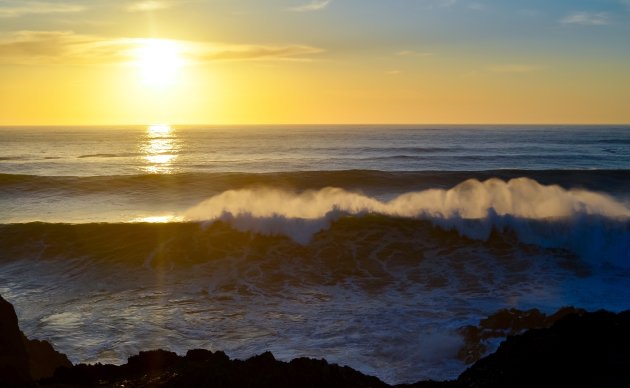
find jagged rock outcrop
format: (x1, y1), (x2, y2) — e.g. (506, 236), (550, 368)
(47, 349), (389, 388)
(457, 310), (630, 388)
(0, 295), (72, 386)
(3, 293), (630, 388)
(23, 337), (73, 381)
(457, 306), (585, 363)
(0, 295), (31, 386)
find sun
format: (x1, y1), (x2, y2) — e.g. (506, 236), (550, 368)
(133, 39), (184, 88)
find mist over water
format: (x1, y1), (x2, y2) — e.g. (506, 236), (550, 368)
(1, 126), (630, 383)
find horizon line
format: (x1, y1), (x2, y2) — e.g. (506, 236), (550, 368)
(1, 122), (630, 127)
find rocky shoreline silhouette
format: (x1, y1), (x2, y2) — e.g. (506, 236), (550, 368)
(1, 294), (628, 387)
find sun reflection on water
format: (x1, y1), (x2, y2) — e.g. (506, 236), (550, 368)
(141, 124), (179, 173)
(132, 215), (180, 223)
(148, 124), (172, 135)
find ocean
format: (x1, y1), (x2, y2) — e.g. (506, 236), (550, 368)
(1, 125), (629, 384)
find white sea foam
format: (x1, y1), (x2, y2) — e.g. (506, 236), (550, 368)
(184, 178), (630, 268)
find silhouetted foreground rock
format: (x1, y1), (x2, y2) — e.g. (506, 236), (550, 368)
(40, 309), (630, 388)
(45, 349), (389, 388)
(2, 293), (630, 388)
(457, 306), (585, 363)
(0, 295), (30, 386)
(456, 310), (630, 388)
(0, 295), (72, 386)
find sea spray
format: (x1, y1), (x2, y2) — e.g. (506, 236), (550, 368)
(183, 178), (630, 268)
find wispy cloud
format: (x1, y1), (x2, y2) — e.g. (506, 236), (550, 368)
(0, 31), (130, 64)
(126, 1), (170, 13)
(288, 0), (332, 12)
(0, 1), (84, 18)
(198, 44), (323, 61)
(0, 30), (324, 65)
(560, 11), (610, 25)
(488, 64), (540, 73)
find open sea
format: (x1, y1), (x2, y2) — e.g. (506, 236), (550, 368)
(1, 125), (629, 384)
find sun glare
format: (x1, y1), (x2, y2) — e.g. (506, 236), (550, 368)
(132, 215), (179, 223)
(134, 39), (184, 87)
(148, 124), (172, 135)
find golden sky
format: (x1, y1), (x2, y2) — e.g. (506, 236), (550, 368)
(1, 0), (629, 124)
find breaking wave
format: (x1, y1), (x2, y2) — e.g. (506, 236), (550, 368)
(2, 178), (627, 269)
(182, 178), (630, 268)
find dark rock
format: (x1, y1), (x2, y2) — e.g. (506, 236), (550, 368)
(52, 362), (123, 385)
(45, 349), (390, 388)
(184, 348), (228, 363)
(395, 381), (462, 388)
(0, 295), (72, 386)
(127, 349), (180, 373)
(457, 306), (585, 363)
(0, 295), (31, 386)
(457, 310), (630, 388)
(23, 337), (72, 381)
(5, 293), (630, 388)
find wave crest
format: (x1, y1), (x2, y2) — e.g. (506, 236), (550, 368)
(185, 178), (630, 222)
(183, 178), (630, 267)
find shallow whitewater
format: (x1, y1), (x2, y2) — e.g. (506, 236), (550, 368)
(1, 208), (630, 383)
